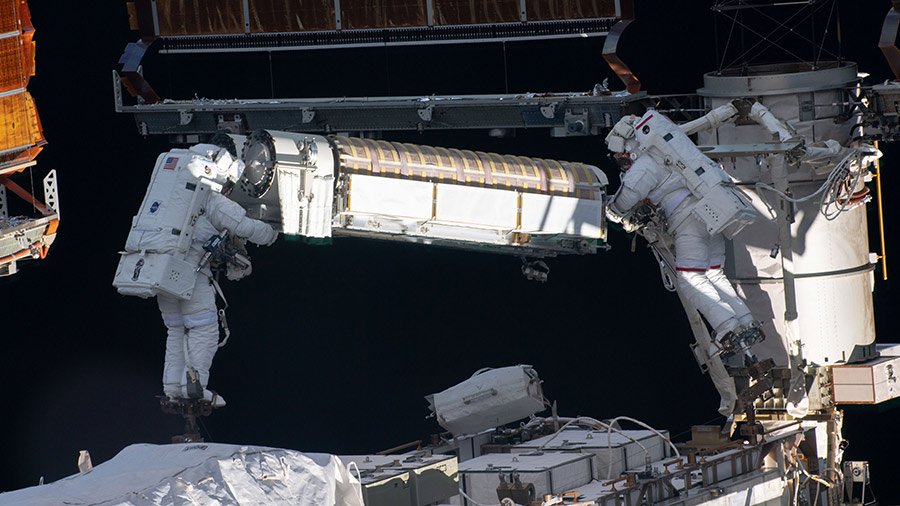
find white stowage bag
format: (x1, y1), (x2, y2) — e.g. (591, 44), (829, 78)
(426, 365), (547, 436)
(0, 443), (364, 506)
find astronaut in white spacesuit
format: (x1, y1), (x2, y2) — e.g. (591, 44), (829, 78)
(604, 112), (763, 357)
(114, 143), (278, 407)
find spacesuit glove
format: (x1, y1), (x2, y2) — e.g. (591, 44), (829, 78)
(621, 218), (641, 233)
(605, 205), (625, 224)
(262, 225), (279, 246)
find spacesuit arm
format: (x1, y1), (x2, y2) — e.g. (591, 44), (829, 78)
(206, 193), (278, 246)
(679, 102), (739, 137)
(607, 158), (662, 216)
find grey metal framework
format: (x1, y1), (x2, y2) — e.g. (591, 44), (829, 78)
(114, 71), (649, 139)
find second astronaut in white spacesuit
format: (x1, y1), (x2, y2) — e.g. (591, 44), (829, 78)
(115, 143), (278, 407)
(159, 146), (277, 407)
(605, 114), (762, 355)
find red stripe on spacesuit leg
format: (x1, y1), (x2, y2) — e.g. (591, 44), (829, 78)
(709, 264), (721, 270)
(676, 267), (708, 272)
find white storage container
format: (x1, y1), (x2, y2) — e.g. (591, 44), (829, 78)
(832, 355), (900, 404)
(512, 428), (670, 480)
(458, 452), (593, 506)
(426, 365), (546, 436)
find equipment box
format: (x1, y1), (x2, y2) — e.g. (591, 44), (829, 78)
(339, 454), (458, 506)
(511, 428), (669, 480)
(832, 355), (900, 404)
(458, 451), (593, 506)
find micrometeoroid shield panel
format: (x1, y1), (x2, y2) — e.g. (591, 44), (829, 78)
(231, 130), (608, 257)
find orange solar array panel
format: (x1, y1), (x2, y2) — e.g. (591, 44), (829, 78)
(0, 0), (44, 171)
(134, 0), (620, 37)
(156, 0), (244, 36)
(248, 0), (336, 32)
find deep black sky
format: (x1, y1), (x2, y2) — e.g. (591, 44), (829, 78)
(2, 1), (900, 502)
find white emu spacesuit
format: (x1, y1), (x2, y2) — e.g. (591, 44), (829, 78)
(605, 111), (762, 354)
(114, 144), (277, 406)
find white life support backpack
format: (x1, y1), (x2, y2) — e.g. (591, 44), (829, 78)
(632, 111), (757, 238)
(113, 145), (244, 299)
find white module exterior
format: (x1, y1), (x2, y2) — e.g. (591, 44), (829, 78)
(426, 365), (546, 436)
(343, 176), (603, 249)
(458, 452), (593, 506)
(511, 428), (669, 480)
(697, 63), (876, 366)
(231, 131), (606, 257)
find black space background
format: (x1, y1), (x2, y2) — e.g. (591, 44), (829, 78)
(2, 1), (900, 503)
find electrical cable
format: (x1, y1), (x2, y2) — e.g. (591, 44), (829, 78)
(531, 415), (680, 480)
(755, 148), (870, 221)
(458, 486), (500, 506)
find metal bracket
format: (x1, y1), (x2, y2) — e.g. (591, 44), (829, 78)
(540, 103), (557, 119)
(179, 110), (194, 125)
(242, 0), (251, 34)
(112, 70), (123, 113)
(42, 170), (59, 218)
(0, 184), (7, 219)
(334, 0), (342, 30)
(302, 108), (316, 123)
(217, 114), (245, 133)
(417, 105), (434, 122)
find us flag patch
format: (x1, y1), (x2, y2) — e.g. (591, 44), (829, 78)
(163, 157), (179, 170)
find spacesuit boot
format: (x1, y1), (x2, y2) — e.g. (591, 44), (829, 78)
(167, 384), (226, 408)
(185, 368), (226, 407)
(203, 389), (226, 408)
(709, 322), (766, 361)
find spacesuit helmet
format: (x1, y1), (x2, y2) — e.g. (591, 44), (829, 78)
(212, 148), (245, 195)
(214, 148), (244, 182)
(604, 115), (640, 154)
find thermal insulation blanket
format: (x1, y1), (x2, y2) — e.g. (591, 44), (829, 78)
(0, 443), (363, 506)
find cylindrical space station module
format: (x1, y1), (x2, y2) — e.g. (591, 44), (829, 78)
(229, 131), (608, 257)
(697, 62), (876, 367)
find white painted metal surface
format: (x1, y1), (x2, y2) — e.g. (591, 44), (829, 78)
(458, 451), (594, 506)
(426, 365), (546, 436)
(512, 428), (669, 480)
(697, 64), (876, 367)
(231, 131), (606, 257)
(832, 355), (900, 404)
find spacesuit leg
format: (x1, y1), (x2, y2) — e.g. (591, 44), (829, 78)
(181, 276), (225, 406)
(157, 294), (186, 398)
(673, 216), (740, 336)
(706, 234), (754, 327)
